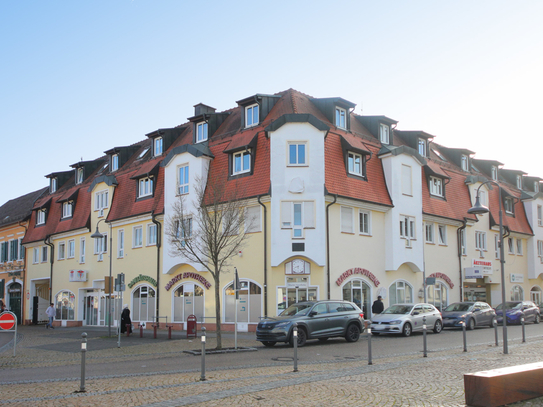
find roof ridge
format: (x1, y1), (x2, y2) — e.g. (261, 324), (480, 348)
(290, 89), (298, 114)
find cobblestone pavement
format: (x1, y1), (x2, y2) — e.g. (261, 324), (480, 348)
(1, 326), (543, 406)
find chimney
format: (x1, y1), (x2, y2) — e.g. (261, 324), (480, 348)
(194, 103), (216, 116)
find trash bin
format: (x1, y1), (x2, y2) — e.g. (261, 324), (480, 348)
(187, 314), (197, 339)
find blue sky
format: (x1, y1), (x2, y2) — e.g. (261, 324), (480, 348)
(1, 1), (542, 205)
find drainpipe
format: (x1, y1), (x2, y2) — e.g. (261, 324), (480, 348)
(18, 221), (28, 324)
(257, 195), (268, 317)
(152, 212), (161, 324)
(44, 235), (54, 303)
(326, 194), (337, 300)
(457, 219), (467, 301)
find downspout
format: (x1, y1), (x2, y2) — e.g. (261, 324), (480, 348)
(457, 219), (467, 301)
(18, 221), (28, 324)
(152, 212), (161, 324)
(326, 194), (337, 300)
(44, 235), (54, 303)
(257, 195), (268, 317)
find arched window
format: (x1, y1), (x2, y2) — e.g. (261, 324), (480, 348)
(55, 290), (75, 320)
(530, 286), (542, 306)
(427, 282), (448, 311)
(224, 280), (262, 323)
(132, 285), (156, 322)
(341, 279), (371, 317)
(510, 285), (524, 301)
(173, 283), (204, 322)
(389, 280), (413, 306)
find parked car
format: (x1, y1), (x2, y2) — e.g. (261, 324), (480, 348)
(371, 303), (442, 337)
(495, 301), (540, 325)
(256, 300), (365, 347)
(442, 302), (496, 330)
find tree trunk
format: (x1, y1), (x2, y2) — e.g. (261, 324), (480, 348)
(214, 270), (222, 349)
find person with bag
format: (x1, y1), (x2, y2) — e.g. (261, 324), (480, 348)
(121, 304), (132, 336)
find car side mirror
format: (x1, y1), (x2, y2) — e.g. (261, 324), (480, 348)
(309, 311), (317, 317)
(412, 311), (420, 316)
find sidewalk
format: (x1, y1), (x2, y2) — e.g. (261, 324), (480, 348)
(1, 325), (543, 406)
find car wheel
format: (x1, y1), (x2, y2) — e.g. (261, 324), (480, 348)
(535, 314), (540, 324)
(290, 327), (307, 347)
(345, 324), (361, 343)
(468, 318), (475, 330)
(261, 341), (276, 347)
(433, 319), (443, 334)
(489, 317), (496, 328)
(402, 322), (412, 337)
(318, 338), (328, 343)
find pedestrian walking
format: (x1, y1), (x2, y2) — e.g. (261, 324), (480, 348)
(121, 305), (132, 336)
(45, 302), (55, 329)
(372, 296), (384, 315)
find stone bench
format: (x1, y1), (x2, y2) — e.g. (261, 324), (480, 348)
(464, 362), (543, 407)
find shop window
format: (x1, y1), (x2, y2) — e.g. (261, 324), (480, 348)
(511, 285), (524, 301)
(132, 285), (156, 322)
(224, 280), (262, 323)
(389, 280), (413, 306)
(341, 279), (371, 317)
(277, 277), (317, 315)
(426, 282), (447, 311)
(530, 286), (542, 306)
(173, 283), (204, 323)
(55, 291), (75, 320)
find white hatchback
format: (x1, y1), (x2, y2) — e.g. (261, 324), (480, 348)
(371, 303), (443, 337)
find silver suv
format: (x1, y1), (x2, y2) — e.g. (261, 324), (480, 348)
(256, 300), (365, 347)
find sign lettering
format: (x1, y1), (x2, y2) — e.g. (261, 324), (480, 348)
(165, 272), (212, 291)
(336, 268), (380, 287)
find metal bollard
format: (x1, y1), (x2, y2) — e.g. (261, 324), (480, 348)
(200, 327), (206, 381)
(153, 324), (158, 339)
(494, 318), (499, 347)
(79, 332), (87, 393)
(139, 323), (144, 338)
(168, 325), (172, 340)
(366, 321), (372, 365)
(293, 322), (298, 372)
(422, 316), (427, 358)
(462, 320), (467, 352)
(521, 315), (526, 343)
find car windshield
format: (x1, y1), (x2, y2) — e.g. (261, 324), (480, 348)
(280, 303), (312, 316)
(495, 302), (522, 310)
(444, 303), (472, 312)
(383, 305), (413, 315)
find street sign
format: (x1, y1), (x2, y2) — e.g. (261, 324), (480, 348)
(0, 312), (16, 330)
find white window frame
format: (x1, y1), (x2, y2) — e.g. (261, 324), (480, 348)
(460, 228), (467, 256)
(538, 240), (543, 260)
(516, 238), (523, 255)
(288, 142), (307, 166)
(111, 154), (119, 172)
(178, 164), (189, 195)
(425, 222), (435, 243)
(475, 231), (487, 251)
(438, 224), (447, 245)
(133, 226), (143, 248)
(399, 215), (416, 240)
(80, 237), (85, 264)
(76, 168), (84, 184)
(280, 201), (315, 239)
(491, 166), (498, 181)
(41, 246), (48, 263)
(340, 206), (354, 234)
(176, 218), (192, 246)
(58, 241), (66, 260)
(335, 107), (346, 129)
(138, 177), (153, 198)
(93, 233), (108, 259)
(50, 178), (57, 193)
(535, 182), (540, 193)
(348, 152), (364, 177)
(154, 137), (163, 156)
(402, 164), (412, 196)
(461, 155), (469, 171)
(147, 224), (157, 246)
(359, 210), (371, 235)
(538, 205), (542, 227)
(232, 150), (251, 175)
(418, 138), (426, 156)
(196, 121), (208, 142)
(429, 176), (443, 197)
(95, 190), (109, 213)
(17, 238), (24, 261)
(62, 201), (73, 218)
(67, 239), (75, 259)
(36, 209), (46, 225)
(118, 229), (124, 258)
(33, 247), (39, 264)
(517, 175), (522, 189)
(379, 124), (390, 144)
(507, 237), (514, 254)
(244, 206), (262, 233)
(245, 104), (259, 128)
(504, 198), (513, 214)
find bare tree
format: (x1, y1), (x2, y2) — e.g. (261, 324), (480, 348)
(165, 175), (256, 349)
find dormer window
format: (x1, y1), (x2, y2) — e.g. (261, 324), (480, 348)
(491, 166), (498, 181)
(197, 122), (208, 143)
(335, 107), (346, 129)
(418, 138), (426, 157)
(379, 124), (390, 144)
(347, 152), (365, 177)
(76, 168), (84, 184)
(461, 155), (469, 171)
(232, 150), (251, 175)
(504, 197), (514, 214)
(516, 175), (522, 189)
(36, 209), (46, 225)
(111, 154), (119, 172)
(429, 176), (443, 197)
(245, 104), (259, 128)
(138, 177), (153, 198)
(50, 178), (57, 193)
(62, 201), (73, 219)
(154, 137), (163, 156)
(535, 182), (540, 193)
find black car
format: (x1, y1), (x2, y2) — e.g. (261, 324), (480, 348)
(256, 300), (365, 347)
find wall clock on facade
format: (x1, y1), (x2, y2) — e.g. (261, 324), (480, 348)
(292, 259), (305, 274)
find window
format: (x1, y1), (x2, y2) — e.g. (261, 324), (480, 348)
(359, 210), (370, 235)
(507, 238), (514, 254)
(340, 207), (354, 234)
(80, 238), (85, 263)
(76, 168), (84, 184)
(55, 291), (75, 321)
(511, 285), (524, 301)
(379, 124), (390, 144)
(516, 238), (523, 255)
(538, 205), (542, 226)
(281, 201), (315, 238)
(475, 231), (486, 251)
(62, 202), (73, 218)
(335, 107), (346, 129)
(438, 225), (447, 245)
(495, 234), (500, 259)
(178, 165), (189, 195)
(133, 226), (143, 248)
(245, 206), (262, 233)
(8, 240), (17, 262)
(95, 190), (109, 212)
(535, 182), (540, 193)
(147, 224), (157, 246)
(245, 104), (259, 127)
(18, 238), (24, 261)
(41, 246), (48, 263)
(389, 280), (413, 306)
(176, 218), (192, 246)
(132, 285), (156, 322)
(402, 165), (412, 196)
(111, 154), (119, 172)
(138, 177), (153, 198)
(400, 215), (415, 239)
(0, 242), (7, 263)
(197, 122), (208, 142)
(118, 230), (124, 258)
(33, 247), (39, 264)
(94, 233), (107, 259)
(67, 239), (75, 259)
(137, 147), (150, 159)
(233, 150), (251, 175)
(538, 240), (543, 259)
(50, 178), (57, 193)
(36, 209), (46, 225)
(348, 152), (364, 177)
(418, 138), (426, 156)
(504, 198), (513, 214)
(491, 166), (498, 181)
(478, 189), (487, 207)
(460, 228), (467, 256)
(288, 142), (306, 166)
(429, 177), (443, 197)
(516, 175), (522, 189)
(425, 222), (434, 243)
(58, 242), (65, 260)
(427, 282), (447, 311)
(154, 137), (163, 156)
(461, 155), (469, 171)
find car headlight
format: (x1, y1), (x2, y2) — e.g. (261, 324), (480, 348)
(275, 322), (291, 328)
(389, 320), (402, 325)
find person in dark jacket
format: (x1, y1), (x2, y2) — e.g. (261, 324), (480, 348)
(120, 305), (132, 335)
(372, 296), (384, 315)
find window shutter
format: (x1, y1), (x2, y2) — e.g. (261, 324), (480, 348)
(281, 202), (292, 228)
(304, 201), (315, 228)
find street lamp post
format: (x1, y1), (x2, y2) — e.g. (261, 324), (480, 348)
(91, 219), (113, 337)
(467, 180), (508, 354)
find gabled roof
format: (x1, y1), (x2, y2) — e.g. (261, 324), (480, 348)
(0, 187), (48, 228)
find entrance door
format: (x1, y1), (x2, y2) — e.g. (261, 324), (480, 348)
(8, 283), (22, 324)
(84, 293), (99, 325)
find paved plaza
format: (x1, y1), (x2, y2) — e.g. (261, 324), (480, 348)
(1, 325), (543, 406)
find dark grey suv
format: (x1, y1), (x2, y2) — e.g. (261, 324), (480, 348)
(256, 300), (365, 347)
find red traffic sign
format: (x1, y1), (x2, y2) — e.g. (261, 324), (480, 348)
(0, 312), (16, 330)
